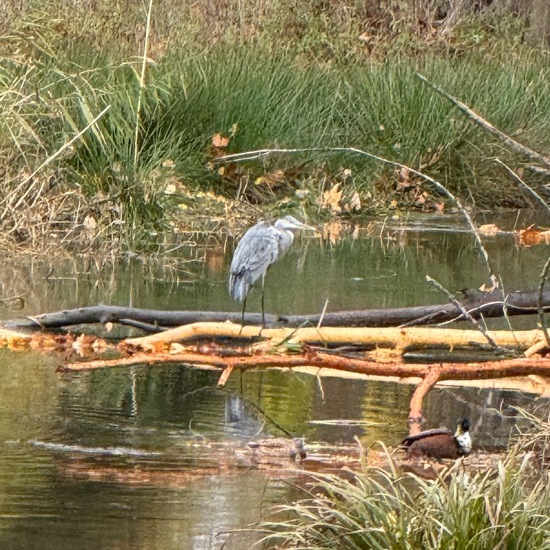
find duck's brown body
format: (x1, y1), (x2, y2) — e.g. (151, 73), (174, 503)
(403, 430), (464, 459)
(402, 420), (472, 460)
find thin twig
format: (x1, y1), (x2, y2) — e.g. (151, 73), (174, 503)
(495, 158), (550, 218)
(498, 277), (519, 347)
(435, 300), (550, 327)
(133, 0), (154, 171)
(214, 146), (495, 284)
(426, 275), (508, 354)
(526, 165), (550, 176)
(416, 73), (550, 169)
(317, 298), (329, 329)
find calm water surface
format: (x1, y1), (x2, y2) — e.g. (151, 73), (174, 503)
(0, 218), (549, 549)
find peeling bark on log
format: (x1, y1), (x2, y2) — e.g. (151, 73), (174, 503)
(408, 367), (442, 436)
(62, 350), (550, 382)
(126, 321), (541, 353)
(4, 289), (550, 331)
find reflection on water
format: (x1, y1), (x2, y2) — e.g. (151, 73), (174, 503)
(3, 220), (550, 322)
(0, 222), (550, 548)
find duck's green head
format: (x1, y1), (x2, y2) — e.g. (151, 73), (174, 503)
(455, 418), (470, 435)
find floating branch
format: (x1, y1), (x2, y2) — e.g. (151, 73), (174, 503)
(58, 346), (550, 431)
(60, 348), (550, 386)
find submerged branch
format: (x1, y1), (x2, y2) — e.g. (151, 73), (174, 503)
(59, 343), (550, 424)
(408, 367), (441, 434)
(62, 349), (550, 383)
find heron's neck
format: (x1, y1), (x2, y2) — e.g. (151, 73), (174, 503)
(278, 229), (295, 255)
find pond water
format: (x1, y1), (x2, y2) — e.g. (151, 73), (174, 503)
(1, 215), (550, 549)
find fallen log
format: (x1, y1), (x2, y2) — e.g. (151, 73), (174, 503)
(3, 289), (550, 331)
(1, 322), (542, 359)
(126, 321), (540, 354)
(1, 305), (267, 331)
(61, 349), (550, 381)
(284, 289), (550, 328)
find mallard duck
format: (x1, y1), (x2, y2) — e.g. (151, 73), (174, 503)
(402, 419), (472, 460)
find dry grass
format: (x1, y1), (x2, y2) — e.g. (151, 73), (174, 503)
(258, 445), (550, 549)
(515, 407), (550, 471)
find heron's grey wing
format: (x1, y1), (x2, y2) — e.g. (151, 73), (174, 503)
(229, 224), (280, 301)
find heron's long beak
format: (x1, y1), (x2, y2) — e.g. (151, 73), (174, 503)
(286, 218), (317, 234)
(301, 222), (317, 232)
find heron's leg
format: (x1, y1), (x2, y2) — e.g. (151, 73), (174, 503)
(261, 276), (266, 328)
(240, 296), (247, 331)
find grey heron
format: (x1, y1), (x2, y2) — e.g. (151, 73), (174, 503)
(228, 215), (315, 327)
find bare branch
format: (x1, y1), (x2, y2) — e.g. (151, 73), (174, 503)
(215, 146), (496, 284)
(408, 366), (441, 435)
(426, 276), (509, 355)
(416, 73), (550, 169)
(496, 158), (550, 217)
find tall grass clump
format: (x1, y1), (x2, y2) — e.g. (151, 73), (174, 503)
(148, 51), (550, 208)
(3, 41), (550, 249)
(260, 450), (550, 549)
(1, 0), (550, 252)
(0, 22), (186, 248)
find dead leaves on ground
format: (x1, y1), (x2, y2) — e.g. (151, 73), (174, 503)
(516, 226), (550, 247)
(317, 183), (362, 215)
(395, 166), (444, 212)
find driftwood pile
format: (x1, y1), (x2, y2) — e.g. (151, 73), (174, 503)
(2, 287), (550, 436)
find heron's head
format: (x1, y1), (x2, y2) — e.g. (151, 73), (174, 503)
(274, 215), (315, 233)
